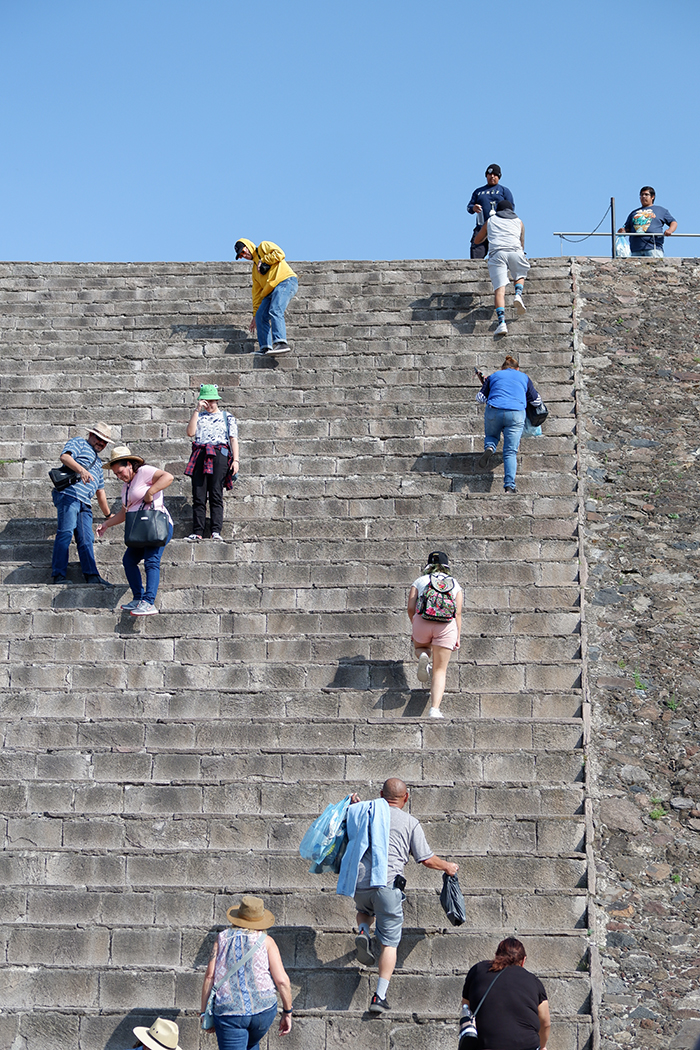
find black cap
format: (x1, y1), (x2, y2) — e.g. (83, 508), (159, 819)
(496, 199), (514, 213)
(234, 240), (248, 259)
(485, 164), (502, 177)
(424, 550), (450, 572)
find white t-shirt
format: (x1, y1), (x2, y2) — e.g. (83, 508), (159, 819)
(486, 214), (523, 253)
(194, 410), (238, 445)
(412, 572), (462, 599)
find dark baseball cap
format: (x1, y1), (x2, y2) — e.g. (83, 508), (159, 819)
(424, 550), (450, 572)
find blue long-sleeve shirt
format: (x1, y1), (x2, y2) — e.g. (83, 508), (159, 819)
(336, 798), (391, 898)
(467, 184), (515, 228)
(476, 369), (541, 410)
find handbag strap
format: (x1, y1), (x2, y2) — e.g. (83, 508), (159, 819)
(472, 968), (503, 1018)
(213, 931), (267, 994)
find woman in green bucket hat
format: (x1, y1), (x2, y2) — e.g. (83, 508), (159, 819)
(185, 384), (240, 541)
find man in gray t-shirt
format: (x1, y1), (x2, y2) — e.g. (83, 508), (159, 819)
(349, 777), (459, 1013)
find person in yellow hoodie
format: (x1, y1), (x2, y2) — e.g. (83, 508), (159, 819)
(235, 238), (298, 357)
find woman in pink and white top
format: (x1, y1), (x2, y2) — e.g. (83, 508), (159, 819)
(97, 445), (174, 616)
(200, 894), (293, 1050)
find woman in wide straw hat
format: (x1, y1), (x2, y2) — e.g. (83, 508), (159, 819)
(184, 383), (239, 541)
(200, 894), (293, 1049)
(96, 446), (174, 616)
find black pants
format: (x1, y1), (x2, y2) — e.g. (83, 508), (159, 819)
(191, 449), (228, 534)
(470, 231), (488, 259)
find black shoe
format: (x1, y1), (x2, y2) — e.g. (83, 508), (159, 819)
(478, 447), (495, 469)
(355, 932), (375, 966)
(369, 993), (389, 1013)
(504, 485), (517, 494)
(255, 346), (273, 356)
(50, 576), (67, 584)
(85, 574), (113, 586)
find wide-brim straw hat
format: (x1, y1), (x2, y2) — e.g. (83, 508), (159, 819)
(104, 445), (145, 470)
(133, 1017), (182, 1050)
(87, 421), (112, 443)
(226, 894), (275, 929)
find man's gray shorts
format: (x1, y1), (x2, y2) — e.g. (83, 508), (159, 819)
(488, 249), (530, 290)
(354, 886), (404, 948)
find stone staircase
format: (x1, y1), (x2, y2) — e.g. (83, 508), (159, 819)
(0, 258), (591, 1050)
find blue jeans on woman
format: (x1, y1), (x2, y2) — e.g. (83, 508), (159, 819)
(122, 522), (173, 604)
(255, 276), (298, 348)
(484, 406), (526, 490)
(213, 1004), (277, 1050)
(51, 490), (99, 580)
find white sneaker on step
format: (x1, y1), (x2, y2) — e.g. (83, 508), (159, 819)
(494, 321), (508, 336)
(514, 294), (526, 314)
(417, 652), (431, 684)
(429, 707), (444, 718)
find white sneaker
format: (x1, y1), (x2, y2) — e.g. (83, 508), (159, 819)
(417, 652), (431, 684)
(130, 600), (159, 616)
(514, 293), (526, 314)
(494, 321), (508, 336)
(210, 532), (223, 541)
(187, 533), (202, 542)
(429, 707), (444, 719)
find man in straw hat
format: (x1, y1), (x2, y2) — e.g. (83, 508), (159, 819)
(132, 1016), (183, 1050)
(50, 421), (113, 586)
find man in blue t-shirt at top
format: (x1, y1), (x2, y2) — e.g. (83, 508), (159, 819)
(619, 186), (677, 257)
(466, 164), (515, 259)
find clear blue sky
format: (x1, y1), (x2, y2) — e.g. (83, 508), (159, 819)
(1, 0), (697, 261)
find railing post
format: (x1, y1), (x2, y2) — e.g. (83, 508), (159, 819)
(611, 197), (616, 259)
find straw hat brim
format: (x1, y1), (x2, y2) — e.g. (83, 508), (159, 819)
(105, 454), (145, 469)
(133, 1028), (182, 1050)
(226, 905), (275, 929)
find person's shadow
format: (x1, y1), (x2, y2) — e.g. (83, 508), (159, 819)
(170, 323), (282, 369)
(328, 656), (429, 716)
(411, 452), (501, 494)
(409, 291), (485, 334)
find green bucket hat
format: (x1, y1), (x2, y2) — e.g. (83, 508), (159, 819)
(198, 384), (221, 400)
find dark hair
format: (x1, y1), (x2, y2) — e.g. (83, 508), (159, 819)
(500, 355), (519, 370)
(639, 186), (655, 200)
(488, 937), (526, 972)
(496, 199), (513, 213)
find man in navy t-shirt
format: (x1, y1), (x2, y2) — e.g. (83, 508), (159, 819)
(619, 186), (677, 257)
(466, 164), (515, 259)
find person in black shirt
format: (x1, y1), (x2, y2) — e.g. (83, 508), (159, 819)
(461, 937), (550, 1050)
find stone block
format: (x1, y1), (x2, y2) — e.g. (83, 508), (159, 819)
(3, 966), (97, 1008)
(98, 969), (175, 1009)
(9, 926), (109, 966)
(92, 751), (153, 781)
(45, 852), (125, 887)
(111, 927), (182, 966)
(6, 816), (63, 849)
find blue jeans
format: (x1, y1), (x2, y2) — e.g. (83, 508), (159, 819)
(214, 1005), (277, 1050)
(51, 490), (99, 579)
(631, 248), (664, 257)
(255, 276), (298, 348)
(484, 406), (526, 489)
(122, 522), (173, 604)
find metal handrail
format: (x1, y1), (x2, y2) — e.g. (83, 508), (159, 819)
(553, 197), (693, 258)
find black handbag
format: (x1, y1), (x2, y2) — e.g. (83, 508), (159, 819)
(526, 400), (548, 428)
(124, 502), (170, 548)
(439, 872), (466, 926)
(49, 448), (99, 491)
(49, 465), (79, 491)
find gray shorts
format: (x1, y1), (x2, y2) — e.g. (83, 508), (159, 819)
(354, 886), (405, 948)
(488, 249), (530, 290)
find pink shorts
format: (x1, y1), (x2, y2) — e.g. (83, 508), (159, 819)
(411, 613), (458, 650)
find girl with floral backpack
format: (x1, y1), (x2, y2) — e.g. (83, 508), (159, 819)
(407, 550), (463, 719)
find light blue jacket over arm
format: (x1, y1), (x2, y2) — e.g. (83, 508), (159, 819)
(336, 798), (391, 897)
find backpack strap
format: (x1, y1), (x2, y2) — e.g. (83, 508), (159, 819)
(472, 968), (503, 1018)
